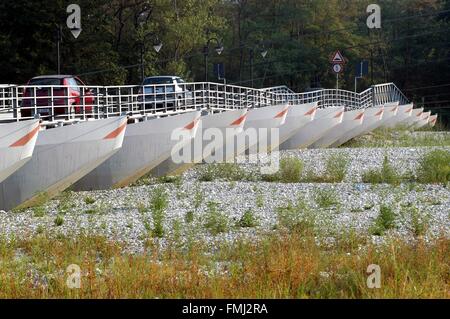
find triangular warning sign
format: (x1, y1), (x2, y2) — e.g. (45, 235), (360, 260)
(330, 51), (346, 64)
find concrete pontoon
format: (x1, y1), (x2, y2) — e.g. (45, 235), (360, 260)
(381, 104), (414, 128)
(214, 104), (290, 161)
(0, 120), (40, 183)
(73, 111), (201, 190)
(401, 108), (424, 127)
(331, 106), (385, 147)
(428, 115), (438, 128)
(152, 109), (248, 176)
(0, 117), (127, 210)
(414, 112), (431, 129)
(310, 109), (365, 149)
(376, 102), (399, 127)
(280, 106), (345, 150)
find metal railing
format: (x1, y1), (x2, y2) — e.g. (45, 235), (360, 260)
(0, 81), (408, 125)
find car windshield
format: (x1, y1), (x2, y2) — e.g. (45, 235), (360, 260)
(143, 78), (174, 85)
(29, 78), (62, 86)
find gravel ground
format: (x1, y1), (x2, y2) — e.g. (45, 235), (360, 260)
(0, 146), (449, 254)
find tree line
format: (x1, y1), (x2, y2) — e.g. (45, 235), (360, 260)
(0, 0), (449, 114)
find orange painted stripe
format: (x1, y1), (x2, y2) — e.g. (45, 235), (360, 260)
(391, 106), (399, 113)
(334, 111), (344, 118)
(104, 122), (127, 140)
(184, 118), (200, 131)
(375, 110), (384, 116)
(416, 111), (423, 117)
(354, 112), (364, 120)
(274, 108), (289, 119)
(304, 107), (317, 116)
(405, 107), (413, 113)
(9, 124), (40, 148)
(231, 114), (247, 126)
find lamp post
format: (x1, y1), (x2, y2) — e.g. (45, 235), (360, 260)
(203, 37), (224, 82)
(137, 8), (162, 82)
(140, 35), (163, 82)
(249, 46), (268, 88)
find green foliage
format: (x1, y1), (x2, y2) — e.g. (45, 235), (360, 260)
(150, 187), (169, 238)
(417, 150), (450, 184)
(54, 215), (64, 227)
(276, 196), (314, 234)
(263, 158), (303, 183)
(304, 153), (349, 183)
(362, 156), (402, 185)
(199, 163), (248, 182)
(84, 196), (96, 205)
(237, 209), (259, 228)
(314, 188), (340, 209)
(204, 202), (228, 235)
(371, 205), (397, 236)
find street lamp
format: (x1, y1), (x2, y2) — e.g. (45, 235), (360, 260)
(137, 8), (162, 81)
(203, 37), (223, 82)
(250, 46), (269, 88)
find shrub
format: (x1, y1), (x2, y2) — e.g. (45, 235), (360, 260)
(185, 211), (195, 224)
(237, 209), (259, 228)
(33, 206), (46, 218)
(199, 163), (247, 182)
(204, 201), (228, 235)
(370, 205), (397, 236)
(150, 187), (169, 238)
(54, 215), (64, 227)
(279, 158), (303, 183)
(324, 153), (348, 182)
(263, 157), (303, 183)
(315, 188), (340, 209)
(362, 155), (402, 185)
(84, 196), (96, 205)
(417, 150), (450, 184)
(276, 196), (314, 233)
(303, 153), (349, 183)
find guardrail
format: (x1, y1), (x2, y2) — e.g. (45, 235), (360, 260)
(0, 81), (408, 125)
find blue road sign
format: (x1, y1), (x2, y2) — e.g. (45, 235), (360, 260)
(214, 63), (225, 79)
(356, 60), (369, 77)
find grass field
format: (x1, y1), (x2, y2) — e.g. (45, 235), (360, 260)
(0, 230), (448, 298)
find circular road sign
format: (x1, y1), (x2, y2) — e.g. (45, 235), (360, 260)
(332, 64), (344, 74)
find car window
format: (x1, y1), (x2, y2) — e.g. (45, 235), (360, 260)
(143, 78), (174, 85)
(29, 78), (62, 86)
(176, 78), (185, 84)
(68, 78), (80, 92)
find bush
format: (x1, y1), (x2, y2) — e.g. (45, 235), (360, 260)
(237, 209), (259, 228)
(54, 215), (64, 227)
(362, 155), (402, 185)
(276, 196), (314, 233)
(324, 153), (349, 182)
(370, 205), (397, 236)
(304, 153), (349, 183)
(417, 150), (450, 184)
(150, 187), (169, 238)
(84, 196), (96, 205)
(263, 157), (303, 183)
(204, 202), (228, 235)
(199, 163), (248, 182)
(315, 188), (340, 209)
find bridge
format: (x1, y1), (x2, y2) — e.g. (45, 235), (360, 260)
(0, 81), (435, 211)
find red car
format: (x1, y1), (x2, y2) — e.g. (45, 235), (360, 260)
(21, 75), (95, 119)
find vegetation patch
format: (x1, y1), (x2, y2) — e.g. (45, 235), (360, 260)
(362, 155), (403, 185)
(416, 149), (450, 184)
(204, 201), (229, 235)
(370, 205), (397, 236)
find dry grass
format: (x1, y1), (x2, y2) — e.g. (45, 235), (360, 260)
(0, 231), (448, 299)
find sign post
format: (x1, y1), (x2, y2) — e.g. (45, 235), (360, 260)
(354, 60), (369, 92)
(330, 51), (346, 90)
